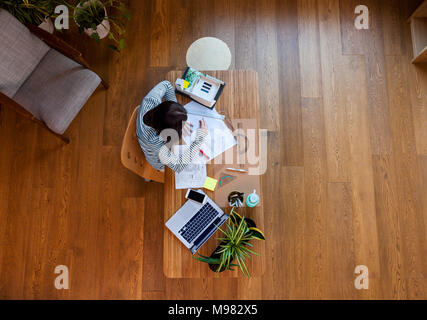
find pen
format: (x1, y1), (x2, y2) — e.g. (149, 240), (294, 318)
(226, 168), (248, 173)
(199, 149), (209, 160)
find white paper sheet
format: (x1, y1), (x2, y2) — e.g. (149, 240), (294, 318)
(184, 100), (224, 119)
(173, 145), (207, 190)
(183, 102), (236, 161)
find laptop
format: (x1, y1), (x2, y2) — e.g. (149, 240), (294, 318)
(165, 190), (229, 254)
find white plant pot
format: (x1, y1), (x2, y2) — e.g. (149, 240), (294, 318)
(38, 17), (54, 34)
(74, 0), (110, 40)
(84, 13), (110, 39)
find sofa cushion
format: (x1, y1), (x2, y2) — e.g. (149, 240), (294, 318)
(13, 49), (101, 135)
(0, 9), (50, 97)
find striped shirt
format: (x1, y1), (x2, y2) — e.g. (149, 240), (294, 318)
(136, 81), (207, 173)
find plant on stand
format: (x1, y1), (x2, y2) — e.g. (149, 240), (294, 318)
(69, 0), (130, 52)
(194, 208), (265, 277)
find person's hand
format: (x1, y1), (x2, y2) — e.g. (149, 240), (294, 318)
(199, 118), (208, 134)
(182, 121), (193, 137)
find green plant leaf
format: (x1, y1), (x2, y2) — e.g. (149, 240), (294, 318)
(193, 257), (220, 264)
(90, 32), (100, 42)
(108, 44), (120, 52)
(249, 227), (266, 240)
(195, 253), (210, 260)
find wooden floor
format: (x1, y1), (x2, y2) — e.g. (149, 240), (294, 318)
(0, 0), (426, 299)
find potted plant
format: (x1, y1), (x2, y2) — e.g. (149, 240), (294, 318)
(0, 0), (57, 32)
(71, 0), (130, 51)
(194, 208), (265, 277)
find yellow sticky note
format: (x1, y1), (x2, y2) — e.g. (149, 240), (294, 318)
(203, 177), (218, 191)
(183, 80), (190, 89)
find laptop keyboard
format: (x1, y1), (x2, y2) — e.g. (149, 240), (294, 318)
(178, 202), (219, 243)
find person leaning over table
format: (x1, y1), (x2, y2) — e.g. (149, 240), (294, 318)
(136, 80), (208, 173)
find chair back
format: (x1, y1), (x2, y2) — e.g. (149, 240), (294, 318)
(121, 107), (165, 183)
(0, 9), (50, 98)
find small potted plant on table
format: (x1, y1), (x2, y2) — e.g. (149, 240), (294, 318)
(194, 208), (265, 277)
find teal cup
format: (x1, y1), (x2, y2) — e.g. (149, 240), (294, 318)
(246, 190), (260, 208)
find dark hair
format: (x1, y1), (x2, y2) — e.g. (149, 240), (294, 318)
(143, 101), (188, 139)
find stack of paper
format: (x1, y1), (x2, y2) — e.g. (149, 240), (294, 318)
(173, 145), (207, 190)
(183, 101), (237, 161)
